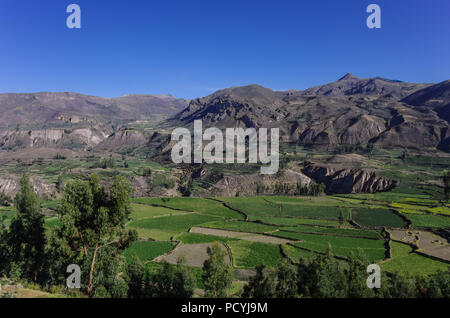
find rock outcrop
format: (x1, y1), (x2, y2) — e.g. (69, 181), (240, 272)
(0, 175), (56, 199)
(210, 169), (312, 197)
(94, 129), (146, 151)
(302, 164), (396, 194)
(0, 127), (111, 151)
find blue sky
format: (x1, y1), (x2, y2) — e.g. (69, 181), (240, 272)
(0, 0), (449, 99)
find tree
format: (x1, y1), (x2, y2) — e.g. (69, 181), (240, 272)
(7, 174), (47, 283)
(178, 177), (193, 197)
(147, 258), (195, 298)
(366, 142), (374, 158)
(275, 259), (297, 298)
(400, 149), (408, 163)
(416, 269), (450, 298)
(0, 215), (9, 276)
(345, 250), (375, 298)
(125, 254), (145, 298)
(55, 175), (63, 191)
(48, 173), (137, 297)
(318, 183), (327, 195)
(443, 170), (450, 202)
(317, 248), (348, 298)
(382, 272), (417, 298)
(142, 167), (152, 177)
(0, 192), (10, 206)
(202, 242), (233, 297)
(297, 253), (329, 298)
(242, 264), (275, 298)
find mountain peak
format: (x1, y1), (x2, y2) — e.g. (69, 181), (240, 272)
(338, 73), (360, 81)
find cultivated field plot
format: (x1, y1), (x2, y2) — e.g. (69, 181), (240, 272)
(391, 202), (450, 216)
(128, 213), (220, 233)
(154, 242), (231, 268)
(380, 242), (449, 276)
(129, 203), (191, 220)
(123, 195), (450, 276)
(282, 224), (382, 239)
(134, 197), (245, 220)
(281, 244), (315, 262)
(221, 196), (351, 219)
(190, 227), (298, 245)
(123, 241), (176, 262)
(351, 208), (408, 228)
(401, 213), (450, 229)
(389, 229), (450, 262)
(247, 215), (341, 227)
(199, 220), (280, 234)
(279, 231), (387, 262)
(227, 240), (283, 268)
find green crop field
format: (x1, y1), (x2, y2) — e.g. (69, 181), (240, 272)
(277, 231), (387, 262)
(44, 217), (60, 229)
(129, 203), (190, 221)
(281, 244), (315, 262)
(283, 225), (382, 239)
(123, 241), (176, 262)
(134, 197), (245, 220)
(391, 202), (450, 216)
(220, 197), (280, 217)
(175, 232), (237, 244)
(227, 240), (283, 268)
(279, 204), (349, 219)
(351, 208), (408, 228)
(3, 188), (449, 282)
(199, 220), (280, 234)
(247, 215), (341, 227)
(380, 242), (449, 275)
(404, 213), (450, 229)
(128, 213), (220, 232)
(87, 194), (450, 275)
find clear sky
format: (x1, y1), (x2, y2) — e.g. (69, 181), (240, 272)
(0, 0), (449, 99)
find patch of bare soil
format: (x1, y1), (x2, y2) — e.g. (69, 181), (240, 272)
(0, 280), (55, 298)
(389, 229), (450, 262)
(190, 227), (298, 245)
(154, 243), (231, 267)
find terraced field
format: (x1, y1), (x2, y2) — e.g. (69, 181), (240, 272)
(123, 241), (176, 262)
(278, 231), (387, 262)
(380, 242), (449, 275)
(351, 208), (408, 228)
(3, 192), (448, 281)
(121, 195), (449, 278)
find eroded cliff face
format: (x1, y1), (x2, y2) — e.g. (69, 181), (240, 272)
(302, 164), (396, 194)
(210, 170), (312, 197)
(0, 175), (56, 199)
(94, 129), (146, 151)
(0, 127), (111, 151)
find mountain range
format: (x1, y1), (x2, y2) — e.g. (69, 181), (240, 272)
(1, 74), (449, 155)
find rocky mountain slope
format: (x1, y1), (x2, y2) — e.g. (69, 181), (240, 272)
(168, 75), (450, 152)
(300, 73), (431, 99)
(0, 92), (187, 152)
(1, 75), (449, 154)
(402, 80), (450, 123)
(0, 92), (187, 130)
